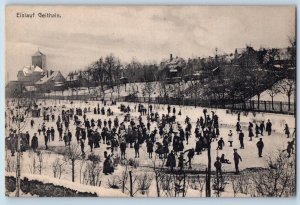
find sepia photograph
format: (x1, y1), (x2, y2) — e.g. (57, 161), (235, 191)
(4, 5), (296, 197)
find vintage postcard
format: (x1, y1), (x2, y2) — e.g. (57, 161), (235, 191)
(5, 5), (296, 197)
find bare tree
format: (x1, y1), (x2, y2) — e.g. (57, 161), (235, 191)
(142, 82), (156, 114)
(52, 154), (65, 179)
(266, 82), (281, 110)
(280, 79), (295, 111)
(64, 144), (82, 182)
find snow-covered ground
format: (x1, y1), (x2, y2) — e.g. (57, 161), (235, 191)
(5, 99), (295, 197)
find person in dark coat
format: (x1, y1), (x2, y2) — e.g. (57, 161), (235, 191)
(195, 138), (203, 155)
(184, 148), (195, 169)
(255, 123), (260, 138)
(266, 119), (272, 135)
(178, 140), (184, 152)
(284, 124), (290, 138)
(162, 138), (169, 158)
(153, 142), (162, 158)
(256, 138), (264, 157)
(167, 105), (171, 114)
(97, 119), (102, 129)
(30, 119), (34, 128)
(63, 132), (68, 146)
(220, 154), (231, 164)
(108, 118), (112, 130)
(233, 149), (242, 174)
(31, 133), (38, 152)
(46, 128), (51, 143)
(94, 130), (101, 148)
(120, 139), (127, 159)
(166, 150), (176, 172)
(58, 124), (63, 141)
(88, 130), (94, 152)
(236, 122), (241, 133)
(260, 121), (265, 136)
(25, 131), (30, 147)
(248, 123), (254, 141)
(134, 139), (140, 158)
(80, 139), (85, 156)
(217, 138), (225, 150)
(68, 130), (72, 143)
(178, 152), (185, 171)
(103, 155), (114, 175)
(50, 127), (55, 141)
(286, 141), (293, 158)
(214, 157), (222, 177)
(239, 130), (244, 149)
(44, 133), (49, 150)
(147, 140), (154, 158)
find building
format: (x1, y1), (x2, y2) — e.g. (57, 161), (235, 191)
(17, 65), (45, 83)
(36, 71), (66, 92)
(32, 50), (46, 71)
(160, 54), (186, 83)
(6, 50), (66, 97)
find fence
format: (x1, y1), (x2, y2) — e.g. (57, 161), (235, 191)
(26, 94), (295, 115)
(229, 100), (295, 115)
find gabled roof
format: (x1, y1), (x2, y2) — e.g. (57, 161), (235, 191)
(34, 66), (44, 73)
(32, 50), (45, 57)
(22, 65), (35, 76)
(36, 71), (65, 85)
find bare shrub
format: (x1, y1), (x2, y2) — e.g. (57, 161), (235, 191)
(187, 175), (205, 197)
(137, 173), (153, 196)
(230, 177), (240, 197)
(250, 151), (295, 197)
(107, 176), (121, 189)
(160, 174), (174, 197)
(36, 151), (44, 175)
(5, 152), (16, 173)
(28, 151), (37, 174)
(82, 153), (102, 186)
(52, 155), (65, 179)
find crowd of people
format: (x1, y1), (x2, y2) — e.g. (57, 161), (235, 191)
(5, 99), (296, 176)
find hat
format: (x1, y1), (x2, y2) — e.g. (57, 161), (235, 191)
(233, 148), (237, 151)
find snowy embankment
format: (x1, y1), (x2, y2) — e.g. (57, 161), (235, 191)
(6, 172), (126, 197)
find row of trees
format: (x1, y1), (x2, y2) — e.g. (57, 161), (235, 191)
(6, 147), (295, 197)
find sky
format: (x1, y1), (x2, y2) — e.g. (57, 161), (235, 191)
(5, 6), (295, 82)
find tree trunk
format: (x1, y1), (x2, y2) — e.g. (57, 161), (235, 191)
(155, 172), (160, 197)
(271, 96), (274, 110)
(288, 94), (291, 111)
(257, 93), (260, 110)
(72, 159), (75, 182)
(206, 138), (211, 197)
(129, 171), (133, 197)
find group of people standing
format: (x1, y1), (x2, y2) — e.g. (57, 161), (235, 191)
(5, 99), (295, 177)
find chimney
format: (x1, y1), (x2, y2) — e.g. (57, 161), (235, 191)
(170, 54), (173, 61)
